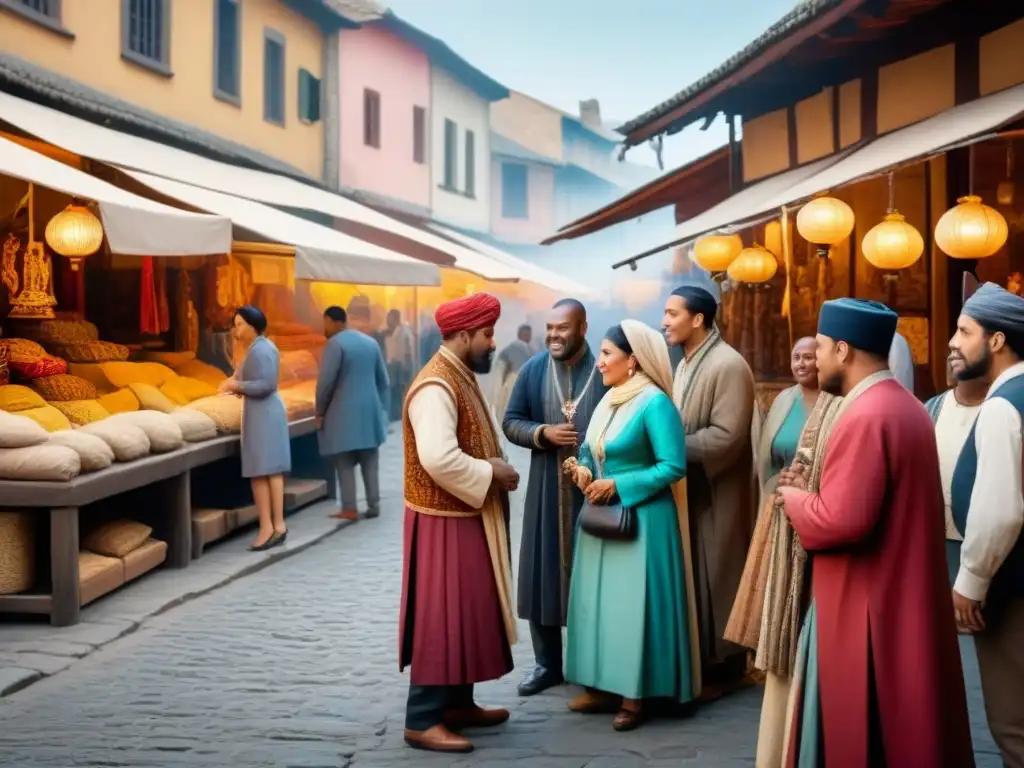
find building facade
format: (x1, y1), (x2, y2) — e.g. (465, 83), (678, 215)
(0, 0), (356, 179)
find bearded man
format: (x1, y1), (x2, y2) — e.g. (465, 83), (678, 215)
(779, 298), (973, 768)
(662, 285), (756, 693)
(398, 293), (520, 754)
(502, 298), (607, 696)
(949, 282), (1024, 767)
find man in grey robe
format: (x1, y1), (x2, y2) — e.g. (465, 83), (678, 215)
(502, 299), (607, 696)
(889, 332), (915, 391)
(492, 325), (535, 423)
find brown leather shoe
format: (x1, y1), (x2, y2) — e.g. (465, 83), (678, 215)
(330, 509), (360, 521)
(612, 705), (644, 732)
(567, 691), (620, 714)
(403, 725), (473, 753)
(444, 705), (510, 730)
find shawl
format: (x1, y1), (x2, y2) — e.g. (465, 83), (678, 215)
(672, 326), (723, 428)
(584, 319), (704, 695)
(755, 385), (802, 504)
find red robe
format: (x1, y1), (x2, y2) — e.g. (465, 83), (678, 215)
(783, 379), (974, 768)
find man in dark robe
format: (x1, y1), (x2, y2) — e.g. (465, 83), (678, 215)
(779, 298), (973, 767)
(399, 293), (520, 753)
(502, 299), (607, 696)
(492, 324), (536, 423)
(949, 283), (1024, 767)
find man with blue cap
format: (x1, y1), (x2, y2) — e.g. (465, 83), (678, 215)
(949, 281), (1024, 767)
(777, 298), (973, 768)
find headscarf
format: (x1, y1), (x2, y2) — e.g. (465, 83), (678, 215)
(962, 282), (1024, 335)
(434, 292), (501, 336)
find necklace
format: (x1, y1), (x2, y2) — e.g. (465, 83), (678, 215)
(550, 354), (598, 422)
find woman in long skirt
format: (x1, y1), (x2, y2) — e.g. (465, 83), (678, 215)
(220, 305), (291, 551)
(562, 320), (702, 731)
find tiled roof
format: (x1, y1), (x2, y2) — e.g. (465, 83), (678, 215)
(316, 0), (385, 23)
(0, 53), (316, 183)
(617, 0), (844, 137)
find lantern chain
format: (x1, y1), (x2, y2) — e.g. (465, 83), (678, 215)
(887, 171), (896, 214)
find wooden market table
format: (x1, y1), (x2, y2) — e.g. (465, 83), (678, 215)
(0, 417), (321, 627)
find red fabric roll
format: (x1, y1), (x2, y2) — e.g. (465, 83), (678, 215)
(10, 355), (67, 380)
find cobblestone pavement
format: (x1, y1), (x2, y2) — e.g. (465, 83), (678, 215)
(0, 443), (1002, 767)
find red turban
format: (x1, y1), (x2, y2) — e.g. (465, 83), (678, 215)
(435, 292), (501, 336)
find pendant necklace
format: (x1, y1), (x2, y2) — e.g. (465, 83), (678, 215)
(550, 355), (597, 423)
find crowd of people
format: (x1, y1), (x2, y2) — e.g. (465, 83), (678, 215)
(221, 280), (1024, 766)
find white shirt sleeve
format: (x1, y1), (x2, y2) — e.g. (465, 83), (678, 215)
(407, 384), (494, 509)
(954, 398), (1024, 602)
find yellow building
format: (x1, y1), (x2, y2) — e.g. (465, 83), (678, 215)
(0, 0), (361, 180)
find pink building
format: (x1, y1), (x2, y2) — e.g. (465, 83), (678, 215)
(489, 133), (561, 244)
(336, 22), (431, 212)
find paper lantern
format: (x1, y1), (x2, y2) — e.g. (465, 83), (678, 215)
(796, 197), (855, 253)
(861, 212), (924, 271)
(764, 220), (783, 257)
(693, 234), (742, 274)
(997, 181), (1015, 207)
(727, 244), (778, 284)
(935, 195), (1008, 260)
(45, 204), (104, 271)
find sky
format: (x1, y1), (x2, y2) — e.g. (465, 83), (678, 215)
(384, 0), (799, 172)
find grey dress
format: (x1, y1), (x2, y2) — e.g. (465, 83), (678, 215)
(237, 335), (291, 478)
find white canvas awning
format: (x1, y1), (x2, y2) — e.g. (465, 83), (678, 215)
(0, 91), (532, 276)
(616, 82), (1024, 270)
(0, 135), (230, 256)
(429, 224), (596, 297)
(121, 170), (440, 287)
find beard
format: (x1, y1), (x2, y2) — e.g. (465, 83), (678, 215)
(954, 347), (990, 382)
(819, 369), (844, 395)
(550, 335), (582, 361)
(468, 349), (494, 374)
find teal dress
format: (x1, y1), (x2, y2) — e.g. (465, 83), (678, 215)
(769, 397), (807, 476)
(565, 387), (695, 702)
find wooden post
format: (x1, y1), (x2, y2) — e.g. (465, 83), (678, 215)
(50, 507), (80, 627)
(159, 472), (192, 569)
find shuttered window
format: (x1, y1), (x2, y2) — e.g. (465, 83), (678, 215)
(213, 0), (240, 101)
(121, 0), (171, 72)
(413, 106), (427, 164)
(263, 30), (286, 125)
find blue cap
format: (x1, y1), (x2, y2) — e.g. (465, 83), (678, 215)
(817, 298), (898, 357)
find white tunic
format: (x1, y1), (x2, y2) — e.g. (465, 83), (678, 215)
(933, 390), (982, 542)
(955, 362), (1024, 602)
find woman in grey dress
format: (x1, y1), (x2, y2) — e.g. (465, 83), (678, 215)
(219, 305), (291, 551)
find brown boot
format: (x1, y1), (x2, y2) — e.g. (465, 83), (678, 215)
(567, 690), (620, 714)
(444, 705), (510, 730)
(403, 724), (473, 753)
(330, 508), (359, 521)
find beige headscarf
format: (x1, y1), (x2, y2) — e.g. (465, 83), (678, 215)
(581, 319), (704, 696)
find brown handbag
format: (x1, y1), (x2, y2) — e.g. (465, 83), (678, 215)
(579, 456), (637, 541)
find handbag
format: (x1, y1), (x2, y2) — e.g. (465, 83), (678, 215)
(579, 455), (637, 541)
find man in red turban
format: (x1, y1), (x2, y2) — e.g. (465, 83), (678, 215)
(398, 292), (520, 753)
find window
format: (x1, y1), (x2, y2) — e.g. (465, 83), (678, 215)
(298, 69), (321, 124)
(412, 106), (427, 165)
(121, 0), (171, 74)
(263, 30), (285, 125)
(501, 163), (528, 219)
(464, 130), (476, 197)
(213, 0), (239, 102)
(2, 0), (71, 34)
(443, 119), (457, 189)
(14, 0), (57, 14)
(363, 89), (381, 148)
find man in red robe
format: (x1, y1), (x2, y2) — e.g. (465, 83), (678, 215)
(778, 298), (974, 767)
(398, 292), (520, 753)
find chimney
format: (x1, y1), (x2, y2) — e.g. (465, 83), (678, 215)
(579, 99), (602, 130)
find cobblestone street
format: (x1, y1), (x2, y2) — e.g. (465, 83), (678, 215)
(0, 442), (1004, 767)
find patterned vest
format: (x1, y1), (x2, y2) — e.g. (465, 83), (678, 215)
(951, 375), (1024, 604)
(402, 348), (500, 514)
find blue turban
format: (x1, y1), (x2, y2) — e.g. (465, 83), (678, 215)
(962, 282), (1024, 336)
(817, 298), (898, 358)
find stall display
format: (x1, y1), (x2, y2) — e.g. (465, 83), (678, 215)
(19, 405), (72, 432)
(0, 511), (35, 595)
(47, 430), (115, 472)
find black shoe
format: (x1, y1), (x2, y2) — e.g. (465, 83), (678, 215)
(364, 508), (380, 519)
(271, 530), (287, 547)
(517, 665), (564, 697)
(248, 533), (277, 552)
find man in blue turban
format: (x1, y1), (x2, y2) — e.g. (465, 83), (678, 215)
(777, 297), (973, 767)
(949, 281), (1024, 767)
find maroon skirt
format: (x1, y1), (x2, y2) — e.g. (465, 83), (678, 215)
(399, 506), (513, 686)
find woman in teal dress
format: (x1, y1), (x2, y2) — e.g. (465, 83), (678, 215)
(561, 319), (702, 732)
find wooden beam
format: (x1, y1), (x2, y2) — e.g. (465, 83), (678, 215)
(831, 85), (842, 152)
(954, 35), (980, 105)
(786, 105), (799, 168)
(861, 68), (879, 141)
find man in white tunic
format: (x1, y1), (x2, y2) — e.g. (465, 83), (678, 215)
(924, 358), (987, 583)
(398, 292), (520, 754)
(948, 282), (1024, 767)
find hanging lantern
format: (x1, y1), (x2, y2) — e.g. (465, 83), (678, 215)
(796, 196), (855, 258)
(997, 181), (1015, 207)
(764, 220), (783, 257)
(727, 244), (778, 284)
(861, 211), (924, 272)
(692, 233), (742, 278)
(934, 195), (1008, 260)
(45, 204), (104, 271)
